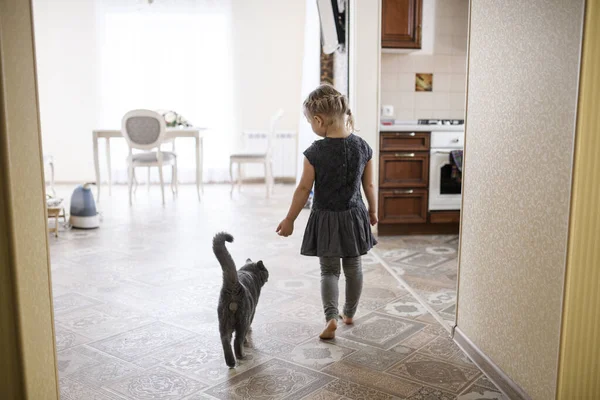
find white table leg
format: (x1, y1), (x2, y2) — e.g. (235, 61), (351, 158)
(93, 132), (101, 201)
(200, 136), (204, 194)
(195, 134), (202, 201)
(106, 137), (112, 196)
(49, 159), (56, 197)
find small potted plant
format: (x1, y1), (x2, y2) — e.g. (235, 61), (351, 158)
(157, 110), (192, 128)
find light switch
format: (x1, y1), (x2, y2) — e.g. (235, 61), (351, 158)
(381, 105), (394, 117)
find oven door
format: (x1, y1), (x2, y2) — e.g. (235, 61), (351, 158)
(429, 149), (462, 211)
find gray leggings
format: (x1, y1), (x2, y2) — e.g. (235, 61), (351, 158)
(319, 256), (363, 322)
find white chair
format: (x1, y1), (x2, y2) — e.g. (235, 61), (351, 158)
(230, 109), (284, 198)
(121, 109), (178, 205)
(43, 154), (55, 196)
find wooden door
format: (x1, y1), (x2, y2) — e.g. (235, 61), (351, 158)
(379, 189), (428, 224)
(382, 0), (423, 49)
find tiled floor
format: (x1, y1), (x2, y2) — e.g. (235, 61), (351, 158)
(373, 236), (459, 326)
(49, 184), (503, 399)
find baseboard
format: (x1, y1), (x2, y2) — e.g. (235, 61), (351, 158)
(453, 327), (531, 400)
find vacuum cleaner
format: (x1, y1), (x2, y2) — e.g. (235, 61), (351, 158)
(69, 183), (100, 229)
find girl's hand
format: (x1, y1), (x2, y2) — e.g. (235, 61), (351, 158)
(276, 218), (294, 237)
(369, 211), (378, 226)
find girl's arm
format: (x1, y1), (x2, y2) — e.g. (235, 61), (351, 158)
(362, 159), (378, 225)
(276, 157), (315, 236)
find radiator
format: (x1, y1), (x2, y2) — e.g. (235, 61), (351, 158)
(242, 131), (297, 179)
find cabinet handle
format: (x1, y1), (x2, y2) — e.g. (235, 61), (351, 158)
(393, 189), (414, 194)
(395, 153), (415, 157)
(395, 132), (416, 136)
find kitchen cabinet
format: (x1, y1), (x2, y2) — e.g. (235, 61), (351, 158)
(378, 130), (460, 235)
(379, 153), (429, 188)
(382, 0), (423, 49)
(379, 189), (428, 224)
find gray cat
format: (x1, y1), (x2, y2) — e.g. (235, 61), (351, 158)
(213, 232), (269, 368)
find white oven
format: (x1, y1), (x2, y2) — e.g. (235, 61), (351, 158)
(429, 131), (464, 211)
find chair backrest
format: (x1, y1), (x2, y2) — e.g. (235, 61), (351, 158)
(266, 109), (284, 156)
(121, 109), (166, 151)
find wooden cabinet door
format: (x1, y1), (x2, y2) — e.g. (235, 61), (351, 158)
(430, 211), (461, 224)
(380, 132), (430, 152)
(379, 152), (429, 188)
(382, 0), (423, 49)
(379, 189), (428, 224)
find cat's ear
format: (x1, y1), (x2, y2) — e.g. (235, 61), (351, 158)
(257, 260), (266, 270)
(246, 258), (252, 264)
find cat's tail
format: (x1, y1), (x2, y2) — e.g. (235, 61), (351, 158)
(212, 232), (238, 286)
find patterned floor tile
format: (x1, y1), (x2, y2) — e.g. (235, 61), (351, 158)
(418, 336), (461, 361)
(336, 313), (425, 350)
(472, 375), (498, 391)
(287, 301), (327, 324)
(106, 366), (206, 400)
(58, 307), (156, 340)
(343, 345), (413, 371)
(59, 377), (120, 400)
(400, 330), (439, 350)
(68, 358), (143, 387)
(252, 319), (323, 345)
(258, 288), (302, 310)
(55, 324), (92, 352)
(53, 293), (103, 316)
(457, 385), (507, 399)
(204, 358), (334, 400)
(181, 393), (219, 400)
(323, 361), (422, 398)
(88, 322), (196, 362)
(386, 353), (480, 394)
(301, 388), (344, 400)
(382, 298), (429, 318)
(57, 348), (100, 376)
(405, 386), (455, 400)
(286, 338), (354, 370)
(324, 379), (395, 400)
(162, 308), (218, 333)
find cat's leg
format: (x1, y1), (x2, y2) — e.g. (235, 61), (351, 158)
(220, 326), (236, 368)
(234, 323), (249, 360)
(244, 311), (255, 346)
(341, 256), (363, 325)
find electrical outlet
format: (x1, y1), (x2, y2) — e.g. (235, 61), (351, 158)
(381, 105), (394, 118)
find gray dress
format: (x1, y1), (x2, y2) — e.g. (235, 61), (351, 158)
(301, 133), (377, 257)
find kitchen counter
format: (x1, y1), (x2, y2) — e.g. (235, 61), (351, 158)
(380, 124), (464, 132)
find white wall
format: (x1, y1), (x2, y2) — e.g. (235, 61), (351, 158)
(33, 0), (307, 183)
(232, 0), (306, 143)
(33, 0), (99, 183)
(351, 0), (381, 167)
(380, 0), (468, 120)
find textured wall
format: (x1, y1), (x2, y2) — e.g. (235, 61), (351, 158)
(457, 1), (584, 399)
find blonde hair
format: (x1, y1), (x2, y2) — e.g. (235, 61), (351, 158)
(303, 83), (356, 132)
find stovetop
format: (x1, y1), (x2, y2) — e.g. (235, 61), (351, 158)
(418, 119), (464, 126)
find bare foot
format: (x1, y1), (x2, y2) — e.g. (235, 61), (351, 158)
(341, 315), (353, 325)
(319, 319), (337, 340)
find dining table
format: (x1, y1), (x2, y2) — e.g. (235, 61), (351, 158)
(92, 127), (208, 202)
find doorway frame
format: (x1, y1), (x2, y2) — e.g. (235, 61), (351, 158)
(0, 0), (60, 398)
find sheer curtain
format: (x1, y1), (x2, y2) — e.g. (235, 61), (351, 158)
(96, 0), (233, 183)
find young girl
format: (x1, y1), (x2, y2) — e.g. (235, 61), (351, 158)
(276, 84), (377, 340)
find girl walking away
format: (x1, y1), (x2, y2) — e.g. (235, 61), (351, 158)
(276, 84), (378, 340)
